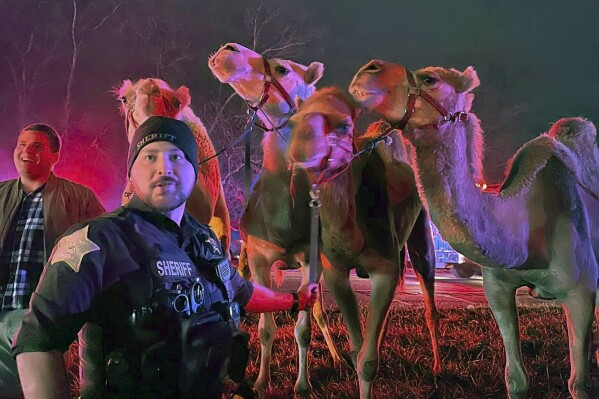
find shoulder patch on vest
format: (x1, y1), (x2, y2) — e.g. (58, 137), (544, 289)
(205, 236), (222, 255)
(50, 225), (100, 272)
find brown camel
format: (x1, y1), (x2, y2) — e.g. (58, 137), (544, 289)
(209, 43), (340, 396)
(350, 61), (598, 399)
(116, 78), (230, 250)
(209, 43), (441, 396)
(287, 86), (432, 399)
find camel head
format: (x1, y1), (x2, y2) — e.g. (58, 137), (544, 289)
(116, 78), (191, 142)
(208, 42), (324, 128)
(548, 117), (598, 152)
(287, 87), (359, 181)
(350, 60), (479, 130)
(350, 60), (484, 181)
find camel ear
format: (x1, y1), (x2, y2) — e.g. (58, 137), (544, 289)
(457, 66), (480, 93)
(304, 62), (324, 86)
(117, 79), (133, 98)
(175, 86), (191, 109)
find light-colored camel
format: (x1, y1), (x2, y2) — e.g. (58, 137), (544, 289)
(547, 117), (599, 259)
(116, 78), (231, 250)
(350, 61), (598, 399)
(287, 86), (418, 399)
(548, 117), (599, 364)
(209, 43), (340, 396)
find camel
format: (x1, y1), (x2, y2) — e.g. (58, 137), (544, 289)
(350, 60), (599, 399)
(209, 43), (340, 396)
(287, 86), (427, 399)
(209, 43), (441, 396)
(548, 117), (599, 363)
(116, 78), (231, 250)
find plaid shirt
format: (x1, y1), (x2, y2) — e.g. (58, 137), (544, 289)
(0, 187), (45, 310)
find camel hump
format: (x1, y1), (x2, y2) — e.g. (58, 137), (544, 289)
(499, 135), (581, 198)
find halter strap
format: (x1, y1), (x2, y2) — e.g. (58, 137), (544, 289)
(392, 67), (469, 130)
(247, 58), (297, 132)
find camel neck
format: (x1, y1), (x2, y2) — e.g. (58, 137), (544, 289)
(317, 171), (364, 256)
(407, 121), (525, 268)
(261, 128), (291, 173)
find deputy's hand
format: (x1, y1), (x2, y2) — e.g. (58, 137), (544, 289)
(297, 283), (319, 311)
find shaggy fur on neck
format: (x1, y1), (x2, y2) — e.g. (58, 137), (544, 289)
(464, 111), (485, 183)
(262, 129), (291, 173)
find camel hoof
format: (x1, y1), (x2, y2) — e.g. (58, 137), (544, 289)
(293, 381), (312, 399)
(253, 376), (268, 393)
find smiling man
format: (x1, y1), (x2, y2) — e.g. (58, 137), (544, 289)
(13, 116), (318, 399)
(0, 123), (105, 398)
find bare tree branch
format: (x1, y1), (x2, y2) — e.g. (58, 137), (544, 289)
(92, 2), (123, 31)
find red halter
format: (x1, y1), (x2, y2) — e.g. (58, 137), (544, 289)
(392, 67), (469, 130)
(247, 58), (297, 132)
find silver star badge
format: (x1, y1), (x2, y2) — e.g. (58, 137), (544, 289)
(206, 236), (221, 254)
(51, 225), (100, 272)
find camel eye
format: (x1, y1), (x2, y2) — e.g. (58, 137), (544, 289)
(420, 76), (438, 86)
(336, 123), (351, 135)
(275, 65), (289, 75)
(120, 97), (128, 104)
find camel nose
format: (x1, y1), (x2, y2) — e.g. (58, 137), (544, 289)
(222, 43), (239, 52)
(360, 60), (383, 74)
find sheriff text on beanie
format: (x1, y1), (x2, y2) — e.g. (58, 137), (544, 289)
(126, 116), (198, 178)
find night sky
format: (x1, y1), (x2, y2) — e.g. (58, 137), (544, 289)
(1, 0), (598, 212)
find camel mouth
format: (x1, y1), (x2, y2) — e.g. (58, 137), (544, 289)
(350, 88), (386, 111)
(350, 88), (383, 102)
(208, 53), (248, 83)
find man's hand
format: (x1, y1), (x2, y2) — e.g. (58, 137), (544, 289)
(296, 283), (319, 311)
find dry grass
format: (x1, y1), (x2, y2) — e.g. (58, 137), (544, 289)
(240, 304), (598, 399)
(66, 303), (599, 399)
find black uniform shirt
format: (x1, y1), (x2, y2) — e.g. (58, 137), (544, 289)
(12, 203), (254, 356)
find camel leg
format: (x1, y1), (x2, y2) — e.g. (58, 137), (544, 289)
(357, 256), (399, 399)
(482, 269), (528, 399)
(321, 255), (363, 366)
(295, 259), (344, 397)
(562, 288), (595, 399)
(406, 207), (442, 376)
(248, 249), (276, 392)
(312, 278), (343, 366)
(293, 264), (313, 398)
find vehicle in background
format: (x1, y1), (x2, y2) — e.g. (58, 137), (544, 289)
(431, 222), (482, 278)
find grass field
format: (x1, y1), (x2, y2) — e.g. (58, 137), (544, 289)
(238, 304), (599, 399)
(67, 303), (599, 398)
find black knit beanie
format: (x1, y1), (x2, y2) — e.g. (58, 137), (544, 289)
(127, 116), (198, 178)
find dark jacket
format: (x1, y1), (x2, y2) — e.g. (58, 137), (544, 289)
(0, 173), (105, 258)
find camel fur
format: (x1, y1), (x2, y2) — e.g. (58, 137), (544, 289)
(350, 60), (598, 399)
(288, 87), (437, 399)
(209, 43), (339, 397)
(116, 78), (230, 251)
(209, 44), (441, 396)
